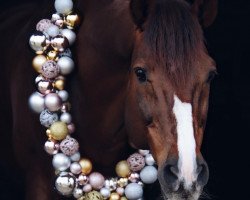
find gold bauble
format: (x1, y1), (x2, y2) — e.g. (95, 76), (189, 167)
(64, 13), (80, 29)
(79, 158), (93, 175)
(117, 178), (128, 188)
(77, 197), (85, 200)
(32, 55), (47, 73)
(109, 193), (120, 200)
(54, 79), (65, 90)
(115, 161), (131, 178)
(47, 50), (58, 60)
(50, 121), (68, 140)
(84, 191), (104, 200)
(120, 197), (128, 200)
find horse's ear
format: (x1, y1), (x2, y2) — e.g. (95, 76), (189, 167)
(190, 0), (218, 28)
(130, 0), (153, 30)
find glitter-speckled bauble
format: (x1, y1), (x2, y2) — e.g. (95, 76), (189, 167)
(109, 192), (120, 200)
(51, 35), (69, 52)
(79, 159), (93, 175)
(140, 166), (158, 184)
(50, 121), (68, 140)
(124, 183), (143, 200)
(32, 55), (47, 73)
(57, 56), (74, 75)
(40, 109), (58, 127)
(54, 0), (73, 15)
(127, 153), (145, 172)
(115, 160), (131, 178)
(36, 19), (53, 32)
(64, 13), (80, 29)
(84, 191), (104, 200)
(60, 137), (79, 156)
(29, 32), (49, 54)
(44, 140), (60, 155)
(37, 80), (53, 95)
(145, 154), (155, 166)
(89, 172), (105, 190)
(100, 187), (110, 199)
(29, 92), (45, 113)
(41, 60), (59, 79)
(73, 188), (84, 198)
(55, 172), (76, 196)
(53, 153), (71, 171)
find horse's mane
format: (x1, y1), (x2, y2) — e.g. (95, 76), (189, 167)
(145, 0), (204, 85)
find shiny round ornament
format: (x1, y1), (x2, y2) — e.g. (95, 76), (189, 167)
(46, 25), (60, 37)
(55, 172), (76, 195)
(60, 137), (79, 156)
(35, 75), (45, 84)
(54, 77), (65, 90)
(124, 183), (143, 200)
(73, 188), (83, 198)
(57, 56), (74, 75)
(84, 191), (104, 200)
(44, 93), (62, 112)
(61, 29), (76, 45)
(61, 102), (71, 113)
(127, 153), (145, 172)
(70, 152), (80, 162)
(52, 153), (71, 171)
(83, 184), (92, 193)
(115, 160), (131, 178)
(139, 166), (158, 184)
(55, 0), (73, 15)
(60, 112), (72, 124)
(40, 109), (58, 127)
(37, 80), (53, 94)
(120, 197), (128, 200)
(104, 178), (118, 191)
(89, 172), (105, 190)
(70, 162), (82, 174)
(50, 121), (68, 140)
(79, 159), (93, 175)
(100, 187), (110, 199)
(77, 174), (89, 186)
(44, 140), (59, 155)
(117, 178), (128, 188)
(29, 32), (49, 54)
(58, 90), (69, 102)
(47, 50), (58, 60)
(139, 150), (150, 156)
(41, 60), (59, 79)
(58, 48), (72, 58)
(36, 19), (53, 32)
(128, 173), (140, 183)
(64, 13), (80, 29)
(32, 55), (47, 73)
(67, 123), (76, 134)
(116, 187), (125, 196)
(109, 193), (120, 200)
(29, 92), (45, 113)
(51, 13), (62, 22)
(145, 154), (155, 166)
(51, 35), (69, 52)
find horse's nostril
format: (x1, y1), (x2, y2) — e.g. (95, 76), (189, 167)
(164, 164), (179, 190)
(197, 162), (209, 187)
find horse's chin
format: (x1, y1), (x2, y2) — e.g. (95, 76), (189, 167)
(160, 188), (202, 200)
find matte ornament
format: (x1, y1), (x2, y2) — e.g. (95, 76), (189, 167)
(29, 92), (45, 113)
(55, 172), (76, 196)
(115, 160), (131, 178)
(73, 188), (83, 198)
(145, 154), (155, 166)
(50, 121), (68, 140)
(79, 159), (93, 175)
(42, 60), (59, 79)
(139, 166), (158, 184)
(32, 55), (47, 73)
(44, 93), (62, 112)
(60, 137), (79, 156)
(53, 153), (71, 171)
(83, 184), (92, 193)
(40, 109), (58, 127)
(124, 183), (143, 200)
(54, 0), (73, 15)
(89, 172), (105, 190)
(100, 187), (110, 199)
(109, 192), (120, 200)
(84, 191), (104, 200)
(127, 153), (145, 172)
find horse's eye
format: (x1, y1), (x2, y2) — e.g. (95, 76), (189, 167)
(134, 67), (147, 83)
(207, 70), (217, 83)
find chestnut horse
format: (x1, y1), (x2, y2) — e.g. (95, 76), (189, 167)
(0, 0), (217, 199)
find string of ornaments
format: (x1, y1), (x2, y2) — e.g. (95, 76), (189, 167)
(28, 0), (158, 199)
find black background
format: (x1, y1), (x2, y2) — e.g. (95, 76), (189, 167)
(0, 0), (249, 199)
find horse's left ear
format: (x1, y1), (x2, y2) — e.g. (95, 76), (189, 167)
(130, 0), (154, 30)
(190, 0), (218, 28)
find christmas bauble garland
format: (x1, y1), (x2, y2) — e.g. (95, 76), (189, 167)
(28, 0), (158, 199)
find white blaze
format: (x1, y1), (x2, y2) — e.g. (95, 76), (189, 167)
(173, 95), (197, 189)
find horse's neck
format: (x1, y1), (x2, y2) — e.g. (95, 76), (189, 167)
(71, 0), (135, 174)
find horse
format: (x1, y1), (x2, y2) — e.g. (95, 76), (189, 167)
(0, 0), (217, 199)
